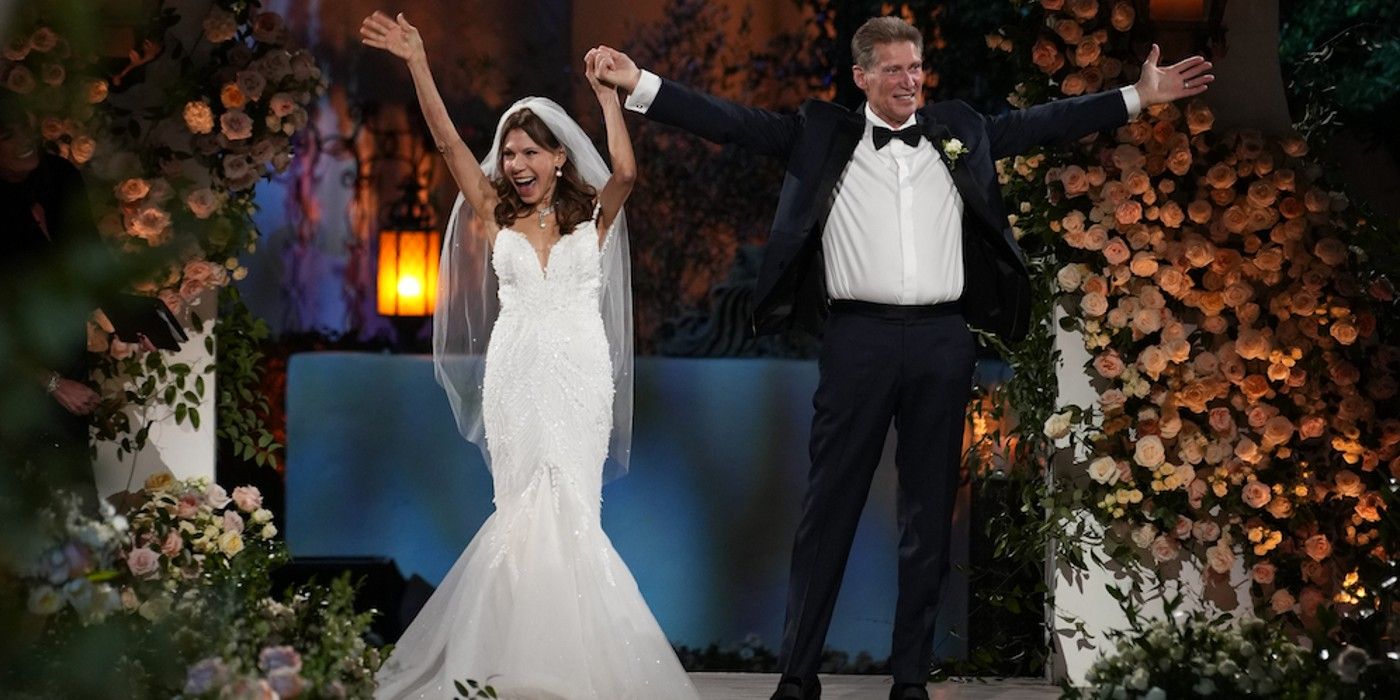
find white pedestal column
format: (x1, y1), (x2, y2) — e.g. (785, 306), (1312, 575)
(91, 291), (218, 498)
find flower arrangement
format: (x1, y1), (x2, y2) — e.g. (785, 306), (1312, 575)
(18, 475), (281, 625)
(0, 2), (320, 463)
(11, 475), (381, 697)
(969, 0), (1398, 661)
(1078, 605), (1335, 699)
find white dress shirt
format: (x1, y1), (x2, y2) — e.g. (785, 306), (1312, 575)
(626, 72), (1142, 305)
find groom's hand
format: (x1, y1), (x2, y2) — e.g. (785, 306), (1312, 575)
(1134, 44), (1214, 106)
(585, 45), (641, 93)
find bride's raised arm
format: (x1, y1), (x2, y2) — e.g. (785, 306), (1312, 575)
(584, 50), (636, 243)
(360, 11), (498, 231)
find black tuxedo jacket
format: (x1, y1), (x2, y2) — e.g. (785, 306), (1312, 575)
(645, 78), (1131, 343)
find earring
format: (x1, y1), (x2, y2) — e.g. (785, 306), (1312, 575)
(555, 165), (562, 177)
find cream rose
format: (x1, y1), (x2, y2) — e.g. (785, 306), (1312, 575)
(1133, 435), (1166, 468)
(1087, 456), (1119, 485)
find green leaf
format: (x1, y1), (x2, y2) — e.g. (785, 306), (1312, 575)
(189, 407), (201, 430)
(175, 404), (187, 425)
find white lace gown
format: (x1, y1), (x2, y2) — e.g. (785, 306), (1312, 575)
(375, 219), (698, 700)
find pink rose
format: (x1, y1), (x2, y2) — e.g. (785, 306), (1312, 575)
(232, 486), (263, 513)
(220, 110), (253, 141)
(258, 645), (303, 673)
(1172, 515), (1193, 540)
(177, 492), (201, 519)
(222, 510), (245, 534)
(126, 546), (161, 578)
(1151, 535), (1180, 562)
(1093, 351), (1126, 379)
(161, 530), (183, 557)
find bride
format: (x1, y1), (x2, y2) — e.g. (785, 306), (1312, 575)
(360, 11), (698, 699)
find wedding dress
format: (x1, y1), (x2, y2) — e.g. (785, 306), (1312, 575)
(374, 217), (699, 700)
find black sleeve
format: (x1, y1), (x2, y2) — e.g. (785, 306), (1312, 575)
(984, 89), (1130, 161)
(647, 77), (803, 158)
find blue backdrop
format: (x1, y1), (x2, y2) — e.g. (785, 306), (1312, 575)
(286, 353), (969, 661)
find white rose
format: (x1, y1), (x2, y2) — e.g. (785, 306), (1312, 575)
(1087, 456), (1119, 484)
(1044, 411), (1073, 440)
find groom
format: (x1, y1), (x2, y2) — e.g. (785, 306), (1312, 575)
(593, 16), (1211, 700)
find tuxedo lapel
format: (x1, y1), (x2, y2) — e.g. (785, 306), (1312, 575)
(921, 109), (997, 234)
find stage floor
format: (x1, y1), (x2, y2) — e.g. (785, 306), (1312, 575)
(692, 674), (1059, 699)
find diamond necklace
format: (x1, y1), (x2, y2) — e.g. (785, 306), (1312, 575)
(535, 203), (555, 229)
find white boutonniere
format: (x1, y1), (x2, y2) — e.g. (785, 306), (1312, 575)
(941, 138), (967, 169)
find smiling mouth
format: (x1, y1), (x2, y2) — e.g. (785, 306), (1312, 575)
(512, 175), (538, 197)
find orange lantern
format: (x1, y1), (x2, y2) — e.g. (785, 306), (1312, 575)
(377, 183), (440, 318)
(376, 228), (439, 317)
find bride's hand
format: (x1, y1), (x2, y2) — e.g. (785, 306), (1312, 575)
(359, 11), (425, 64)
(584, 51), (616, 99)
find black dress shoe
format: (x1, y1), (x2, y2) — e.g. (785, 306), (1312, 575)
(889, 682), (930, 700)
(769, 675), (821, 700)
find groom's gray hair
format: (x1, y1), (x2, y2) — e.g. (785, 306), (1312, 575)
(852, 16), (923, 69)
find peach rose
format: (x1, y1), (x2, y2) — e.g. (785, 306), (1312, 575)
(1355, 492), (1384, 522)
(1304, 534), (1331, 561)
(1191, 518), (1220, 542)
(1280, 134), (1309, 157)
(1060, 165), (1089, 197)
(1129, 252), (1159, 278)
(1206, 540), (1234, 574)
(1334, 469), (1363, 498)
(1206, 163), (1236, 189)
(1074, 39), (1101, 67)
(1068, 0), (1099, 20)
(1112, 144), (1147, 171)
(1330, 321), (1359, 345)
(1110, 1), (1135, 31)
(183, 100), (215, 134)
(1054, 19), (1084, 44)
(1131, 308), (1163, 335)
(220, 82), (247, 110)
(1138, 346), (1168, 379)
(1032, 37), (1065, 74)
(1134, 435), (1166, 468)
(161, 530), (183, 557)
(1083, 225), (1109, 250)
(1270, 589), (1296, 615)
(1242, 480), (1272, 508)
(1093, 351), (1126, 379)
(1080, 292), (1109, 317)
(1102, 237), (1131, 265)
(1262, 415), (1294, 446)
(1251, 561), (1276, 585)
(186, 188), (220, 219)
(1266, 496), (1293, 519)
(115, 178), (151, 203)
(1100, 388), (1127, 412)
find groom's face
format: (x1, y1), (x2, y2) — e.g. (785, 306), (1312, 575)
(853, 41), (923, 128)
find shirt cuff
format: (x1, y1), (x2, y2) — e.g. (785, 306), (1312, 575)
(624, 70), (662, 114)
(1119, 85), (1142, 120)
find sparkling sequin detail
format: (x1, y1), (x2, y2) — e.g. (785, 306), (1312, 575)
(373, 218), (696, 700)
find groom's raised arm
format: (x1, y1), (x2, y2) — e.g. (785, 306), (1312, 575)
(589, 46), (801, 158)
(985, 45), (1214, 160)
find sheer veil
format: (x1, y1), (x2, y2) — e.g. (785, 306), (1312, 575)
(431, 97), (634, 482)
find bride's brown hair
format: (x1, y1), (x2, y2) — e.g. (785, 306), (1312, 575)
(492, 109), (596, 234)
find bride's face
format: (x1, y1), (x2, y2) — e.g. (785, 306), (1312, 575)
(500, 128), (566, 206)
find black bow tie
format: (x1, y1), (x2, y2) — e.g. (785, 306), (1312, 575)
(872, 125), (922, 150)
